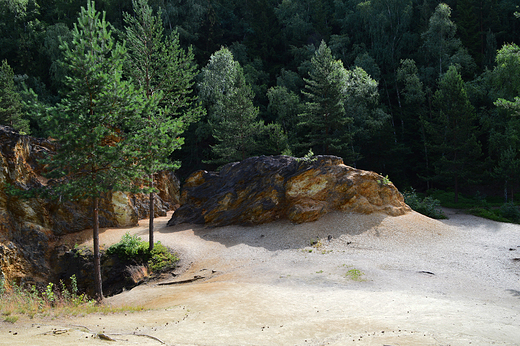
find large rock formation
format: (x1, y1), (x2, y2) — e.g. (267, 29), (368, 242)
(0, 125), (180, 285)
(168, 155), (410, 227)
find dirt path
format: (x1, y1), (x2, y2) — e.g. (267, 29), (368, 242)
(1, 209), (520, 345)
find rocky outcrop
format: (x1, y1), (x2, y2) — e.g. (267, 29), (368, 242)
(168, 155), (410, 227)
(55, 247), (150, 298)
(0, 125), (180, 285)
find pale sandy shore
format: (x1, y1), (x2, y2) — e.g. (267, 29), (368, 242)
(1, 208), (519, 345)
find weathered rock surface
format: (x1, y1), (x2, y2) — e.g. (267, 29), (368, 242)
(168, 155), (410, 227)
(0, 125), (180, 284)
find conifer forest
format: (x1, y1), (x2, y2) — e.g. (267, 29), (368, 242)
(2, 0), (520, 200)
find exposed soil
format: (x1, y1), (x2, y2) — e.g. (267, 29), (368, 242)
(1, 208), (520, 345)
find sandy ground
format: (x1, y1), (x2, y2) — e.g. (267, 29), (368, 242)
(1, 208), (520, 345)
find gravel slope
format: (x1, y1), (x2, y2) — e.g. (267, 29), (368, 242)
(1, 209), (519, 345)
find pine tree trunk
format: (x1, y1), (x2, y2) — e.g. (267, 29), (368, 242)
(149, 174), (154, 252)
(93, 197), (104, 302)
(454, 176), (459, 204)
(504, 180), (508, 203)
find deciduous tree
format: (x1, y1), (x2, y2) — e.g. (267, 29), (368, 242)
(493, 44), (520, 116)
(199, 47), (276, 164)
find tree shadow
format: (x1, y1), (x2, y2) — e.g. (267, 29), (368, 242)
(506, 289), (520, 299)
(438, 208), (519, 234)
(156, 211), (388, 252)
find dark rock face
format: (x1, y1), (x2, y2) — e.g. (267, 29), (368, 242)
(168, 155), (410, 227)
(55, 247), (149, 298)
(0, 125), (180, 284)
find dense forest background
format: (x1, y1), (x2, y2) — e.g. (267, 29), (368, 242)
(1, 0), (520, 201)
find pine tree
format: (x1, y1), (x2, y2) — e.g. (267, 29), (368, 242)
(0, 60), (29, 134)
(124, 0), (203, 251)
(426, 65), (482, 202)
(490, 43), (520, 200)
(396, 58), (430, 188)
(343, 66), (388, 162)
(45, 1), (150, 301)
(493, 146), (520, 202)
(299, 40), (352, 157)
(456, 0), (481, 65)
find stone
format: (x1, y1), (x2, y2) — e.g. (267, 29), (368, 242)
(0, 125), (180, 284)
(55, 247), (150, 297)
(168, 155), (410, 227)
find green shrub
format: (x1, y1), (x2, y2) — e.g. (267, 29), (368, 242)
(295, 149), (317, 163)
(403, 189), (446, 219)
(428, 190), (475, 209)
(500, 202), (520, 222)
(106, 233), (148, 262)
(106, 233), (178, 273)
(378, 174), (392, 185)
(0, 276), (5, 296)
(469, 208), (510, 223)
(345, 268), (365, 281)
(148, 242), (179, 272)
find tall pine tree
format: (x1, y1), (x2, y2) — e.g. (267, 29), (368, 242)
(45, 1), (150, 301)
(426, 65), (482, 202)
(124, 0), (203, 251)
(299, 40), (352, 157)
(0, 60), (29, 133)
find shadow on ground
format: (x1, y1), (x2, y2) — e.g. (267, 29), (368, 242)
(157, 211), (388, 252)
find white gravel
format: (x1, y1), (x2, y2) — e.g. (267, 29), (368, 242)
(3, 208), (520, 345)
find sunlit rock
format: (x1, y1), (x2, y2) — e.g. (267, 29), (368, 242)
(168, 155), (410, 227)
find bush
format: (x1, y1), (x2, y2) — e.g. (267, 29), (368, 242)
(106, 233), (148, 262)
(500, 202), (520, 222)
(148, 242), (179, 272)
(469, 208), (510, 223)
(106, 233), (178, 273)
(428, 190), (476, 209)
(403, 189), (446, 219)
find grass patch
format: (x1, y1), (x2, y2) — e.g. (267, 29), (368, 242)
(3, 315), (19, 323)
(310, 238), (323, 249)
(0, 275), (145, 321)
(345, 268), (365, 282)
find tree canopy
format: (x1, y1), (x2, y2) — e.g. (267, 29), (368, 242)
(1, 0), (520, 200)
